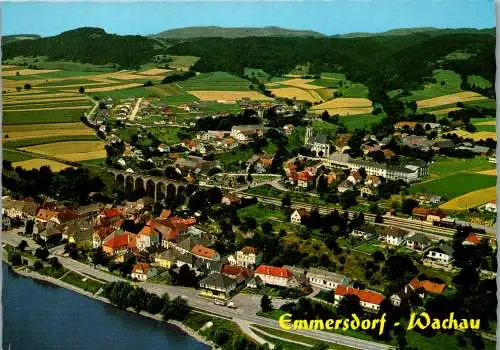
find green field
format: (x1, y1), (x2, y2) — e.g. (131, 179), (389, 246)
(3, 149), (34, 162)
(60, 271), (104, 294)
(468, 75), (492, 89)
(149, 127), (182, 144)
(38, 78), (98, 87)
(161, 93), (199, 105)
(178, 72), (252, 91)
(165, 55), (200, 70)
(400, 69), (463, 102)
(464, 99), (496, 109)
(4, 100), (92, 110)
(91, 86), (159, 99)
(409, 173), (497, 200)
(4, 135), (99, 149)
(340, 114), (384, 131)
(3, 108), (88, 124)
(237, 204), (287, 225)
(429, 156), (496, 177)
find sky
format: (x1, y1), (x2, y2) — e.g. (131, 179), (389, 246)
(1, 0), (496, 37)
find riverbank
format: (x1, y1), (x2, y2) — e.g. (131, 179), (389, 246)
(3, 256), (214, 349)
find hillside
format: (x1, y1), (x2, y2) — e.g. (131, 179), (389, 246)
(2, 27), (166, 68)
(154, 26), (325, 39)
(166, 32), (494, 102)
(2, 34), (41, 45)
(338, 27), (496, 38)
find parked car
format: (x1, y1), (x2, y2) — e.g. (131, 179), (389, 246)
(214, 299), (227, 306)
(227, 301), (236, 309)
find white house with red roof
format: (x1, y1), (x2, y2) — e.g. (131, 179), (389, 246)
(485, 200), (496, 213)
(334, 285), (385, 311)
(191, 244), (220, 261)
(236, 246), (262, 268)
(136, 221), (160, 251)
(131, 263), (157, 281)
(254, 265), (293, 287)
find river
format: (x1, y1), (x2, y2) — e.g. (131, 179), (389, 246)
(2, 263), (210, 350)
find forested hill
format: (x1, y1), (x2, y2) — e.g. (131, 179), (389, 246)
(337, 27), (495, 38)
(166, 32), (495, 101)
(2, 34), (41, 45)
(1, 27), (166, 68)
(154, 26), (325, 39)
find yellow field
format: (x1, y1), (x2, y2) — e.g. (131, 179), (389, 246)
(12, 159), (71, 172)
(315, 107), (373, 116)
(20, 140), (106, 161)
(3, 122), (95, 141)
(475, 120), (496, 126)
(431, 107), (462, 116)
(2, 69), (60, 77)
(270, 87), (322, 103)
(278, 78), (324, 90)
(440, 186), (496, 210)
(2, 65), (17, 69)
(70, 83), (142, 93)
(417, 91), (487, 108)
(447, 130), (497, 141)
(140, 68), (171, 76)
(187, 90), (272, 101)
(477, 169), (497, 176)
(3, 105), (90, 112)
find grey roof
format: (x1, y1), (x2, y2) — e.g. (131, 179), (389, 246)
(199, 272), (235, 289)
(307, 267), (346, 283)
(177, 236), (211, 252)
(73, 228), (93, 242)
(327, 152), (351, 163)
(432, 244), (454, 256)
(157, 249), (179, 261)
(383, 226), (409, 237)
(309, 133), (329, 145)
(407, 233), (431, 245)
(472, 146), (490, 153)
(177, 254), (196, 265)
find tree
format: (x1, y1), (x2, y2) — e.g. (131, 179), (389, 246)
(25, 220), (34, 235)
(9, 251), (22, 266)
(16, 86), (22, 92)
(402, 198), (419, 215)
(340, 191), (357, 209)
(162, 296), (188, 321)
(48, 257), (62, 269)
(311, 343), (329, 350)
(261, 294), (273, 312)
(17, 240), (28, 252)
(24, 83), (32, 90)
(35, 247), (49, 260)
(375, 213), (384, 223)
(337, 294), (363, 317)
(281, 193), (291, 208)
(33, 260), (43, 271)
(143, 80), (153, 87)
(78, 86), (85, 94)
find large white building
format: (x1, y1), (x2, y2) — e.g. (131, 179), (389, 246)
(255, 265), (293, 287)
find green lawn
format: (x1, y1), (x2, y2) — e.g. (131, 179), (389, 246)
(60, 271), (104, 294)
(3, 149), (34, 162)
(149, 127), (182, 145)
(237, 204), (287, 224)
(355, 243), (380, 254)
(401, 69), (463, 102)
(4, 135), (99, 149)
(39, 266), (68, 279)
(429, 156), (495, 177)
(4, 100), (92, 110)
(408, 173), (497, 200)
(3, 108), (87, 124)
(178, 71), (252, 91)
(340, 114), (384, 131)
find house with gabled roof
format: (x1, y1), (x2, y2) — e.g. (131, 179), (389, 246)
(380, 226), (410, 246)
(255, 265), (293, 287)
(153, 248), (179, 269)
(350, 225), (376, 239)
(462, 233), (481, 246)
(131, 263), (158, 281)
(136, 221), (160, 251)
(199, 272), (237, 299)
(102, 232), (137, 256)
(426, 244), (454, 266)
(236, 246), (261, 268)
(191, 244), (220, 261)
(307, 267), (349, 290)
(335, 285), (385, 311)
(290, 208), (310, 224)
(406, 233), (431, 252)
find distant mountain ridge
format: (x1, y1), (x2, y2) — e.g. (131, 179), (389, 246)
(2, 34), (41, 45)
(337, 27), (496, 38)
(153, 26), (325, 39)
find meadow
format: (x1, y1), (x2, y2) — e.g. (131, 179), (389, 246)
(178, 72), (252, 91)
(408, 173), (497, 200)
(20, 140), (106, 161)
(429, 156), (496, 177)
(3, 108), (88, 124)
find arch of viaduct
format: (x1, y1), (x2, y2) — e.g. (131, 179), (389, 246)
(108, 169), (189, 202)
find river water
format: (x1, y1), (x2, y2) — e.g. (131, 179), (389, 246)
(2, 263), (210, 350)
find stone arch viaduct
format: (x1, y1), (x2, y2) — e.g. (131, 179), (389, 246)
(108, 169), (190, 202)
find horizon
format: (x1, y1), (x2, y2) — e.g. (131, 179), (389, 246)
(1, 1), (495, 37)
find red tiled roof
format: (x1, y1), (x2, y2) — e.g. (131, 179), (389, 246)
(335, 285), (385, 305)
(132, 263), (150, 274)
(298, 171), (315, 181)
(102, 208), (123, 218)
(464, 234), (481, 245)
(160, 209), (171, 218)
(191, 244), (216, 259)
(412, 207), (431, 216)
(222, 265), (252, 278)
(93, 225), (115, 239)
(103, 232), (135, 250)
(138, 225), (156, 237)
(255, 265), (292, 278)
(36, 209), (59, 221)
(409, 278), (446, 294)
